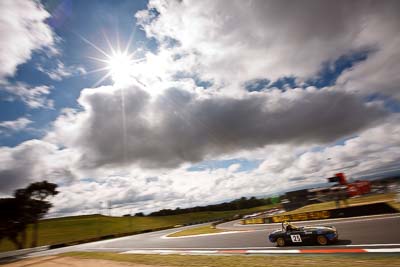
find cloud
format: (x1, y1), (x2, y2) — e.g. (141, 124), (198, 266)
(37, 60), (87, 81)
(46, 84), (386, 169)
(0, 0), (56, 80)
(0, 117), (32, 134)
(257, 114), (400, 182)
(337, 40), (400, 100)
(2, 112), (399, 216)
(137, 0), (400, 98)
(0, 140), (77, 194)
(2, 82), (54, 109)
(1, 0), (399, 217)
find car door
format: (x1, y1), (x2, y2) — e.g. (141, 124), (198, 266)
(286, 229), (305, 244)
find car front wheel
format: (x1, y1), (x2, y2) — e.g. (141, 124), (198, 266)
(276, 237), (286, 247)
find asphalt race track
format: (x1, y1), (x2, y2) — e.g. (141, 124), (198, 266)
(28, 213), (400, 257)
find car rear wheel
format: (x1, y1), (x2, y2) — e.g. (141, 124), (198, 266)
(276, 237), (285, 247)
(317, 235), (328, 245)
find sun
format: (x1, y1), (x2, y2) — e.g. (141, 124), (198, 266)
(106, 51), (134, 85)
(81, 34), (141, 87)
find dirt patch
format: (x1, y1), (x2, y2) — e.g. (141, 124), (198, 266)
(2, 256), (166, 267)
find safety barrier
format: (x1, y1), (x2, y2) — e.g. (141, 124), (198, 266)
(241, 202), (398, 225)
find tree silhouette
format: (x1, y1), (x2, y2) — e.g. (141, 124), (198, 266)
(0, 181), (58, 249)
(23, 181), (58, 247)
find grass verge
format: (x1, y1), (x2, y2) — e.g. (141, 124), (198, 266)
(63, 252), (400, 267)
(167, 224), (227, 237)
(0, 204), (276, 252)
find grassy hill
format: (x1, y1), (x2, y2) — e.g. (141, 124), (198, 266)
(0, 204), (276, 252)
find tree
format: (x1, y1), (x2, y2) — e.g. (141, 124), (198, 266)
(0, 198), (26, 249)
(0, 181), (58, 250)
(22, 181), (58, 247)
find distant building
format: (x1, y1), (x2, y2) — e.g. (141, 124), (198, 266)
(282, 173), (375, 211)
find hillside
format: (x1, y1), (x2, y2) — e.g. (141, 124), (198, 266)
(0, 204), (276, 252)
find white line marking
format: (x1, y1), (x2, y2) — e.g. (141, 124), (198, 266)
(186, 250), (219, 254)
(79, 244), (400, 254)
(246, 249), (300, 254)
(121, 248), (400, 255)
(121, 249), (299, 255)
(365, 248), (400, 253)
(345, 244), (400, 247)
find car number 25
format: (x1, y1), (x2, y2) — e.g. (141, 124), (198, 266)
(290, 234), (302, 242)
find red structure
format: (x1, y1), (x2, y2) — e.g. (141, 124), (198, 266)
(347, 180), (371, 197)
(335, 173), (347, 185)
(327, 173), (371, 197)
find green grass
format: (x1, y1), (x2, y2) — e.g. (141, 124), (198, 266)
(281, 193), (398, 215)
(390, 200), (400, 211)
(168, 224), (227, 237)
(0, 204), (276, 252)
(63, 252), (400, 267)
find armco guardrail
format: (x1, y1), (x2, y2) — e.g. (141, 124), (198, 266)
(241, 202), (398, 225)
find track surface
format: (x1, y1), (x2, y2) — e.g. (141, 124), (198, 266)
(31, 214), (400, 256)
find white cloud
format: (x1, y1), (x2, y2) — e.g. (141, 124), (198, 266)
(337, 40), (400, 100)
(0, 0), (56, 80)
(0, 117), (32, 133)
(256, 114), (400, 182)
(2, 82), (53, 109)
(137, 0), (400, 98)
(37, 60), (87, 81)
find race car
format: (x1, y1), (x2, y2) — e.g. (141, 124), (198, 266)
(269, 221), (338, 247)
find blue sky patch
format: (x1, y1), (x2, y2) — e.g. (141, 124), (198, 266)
(306, 50), (370, 88)
(268, 76), (297, 90)
(244, 78), (270, 92)
(366, 93), (400, 113)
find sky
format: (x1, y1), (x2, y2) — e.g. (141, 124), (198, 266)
(0, 0), (400, 217)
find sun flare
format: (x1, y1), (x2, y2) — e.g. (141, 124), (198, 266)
(106, 51), (134, 85)
(81, 34), (142, 87)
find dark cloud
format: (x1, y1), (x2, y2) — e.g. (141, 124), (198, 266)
(0, 140), (75, 194)
(0, 141), (47, 193)
(61, 86), (386, 169)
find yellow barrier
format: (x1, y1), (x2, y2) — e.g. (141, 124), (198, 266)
(271, 210), (330, 223)
(241, 217), (265, 224)
(240, 210), (331, 224)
